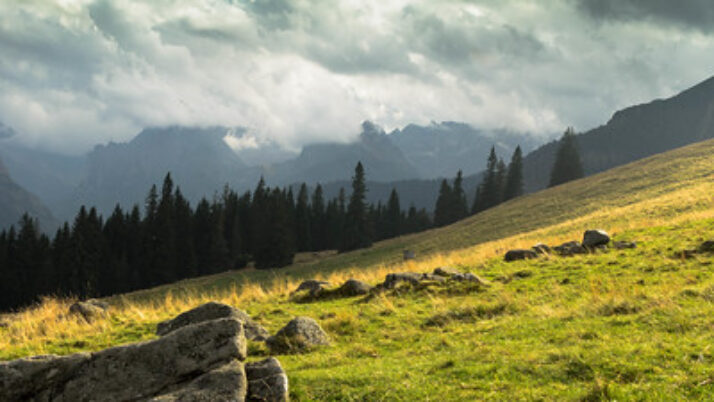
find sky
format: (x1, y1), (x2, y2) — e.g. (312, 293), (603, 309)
(1, 0), (713, 155)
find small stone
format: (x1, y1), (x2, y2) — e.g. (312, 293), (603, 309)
(293, 280), (331, 295)
(68, 300), (109, 323)
(266, 317), (330, 354)
(336, 279), (371, 296)
(532, 243), (551, 254)
(433, 266), (461, 277)
(698, 240), (714, 253)
(246, 358), (289, 402)
(504, 249), (538, 262)
(553, 241), (587, 256)
(403, 250), (416, 260)
(582, 229), (610, 248)
(382, 272), (424, 289)
(613, 241), (637, 250)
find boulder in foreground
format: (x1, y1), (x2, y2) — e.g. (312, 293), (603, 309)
(156, 301), (270, 341)
(582, 229), (610, 248)
(267, 316), (330, 354)
(246, 357), (289, 402)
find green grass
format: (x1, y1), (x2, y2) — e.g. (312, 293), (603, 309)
(2, 139), (714, 400)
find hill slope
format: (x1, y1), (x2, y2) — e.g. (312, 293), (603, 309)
(2, 139), (713, 400)
(0, 156), (56, 231)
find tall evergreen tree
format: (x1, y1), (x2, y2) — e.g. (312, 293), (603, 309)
(472, 146), (501, 214)
(310, 184), (327, 251)
(549, 127), (584, 187)
(451, 170), (469, 221)
(503, 146), (524, 201)
(254, 188), (295, 268)
(433, 179), (453, 227)
(384, 188), (402, 238)
(340, 162), (373, 252)
(294, 183), (312, 251)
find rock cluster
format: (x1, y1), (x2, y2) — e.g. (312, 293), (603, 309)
(292, 278), (372, 301)
(0, 302), (289, 402)
(503, 229), (638, 262)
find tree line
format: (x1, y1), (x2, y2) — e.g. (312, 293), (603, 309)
(0, 129), (583, 311)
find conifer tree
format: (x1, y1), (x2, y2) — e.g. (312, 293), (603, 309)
(472, 146), (501, 214)
(295, 183), (312, 251)
(549, 127), (584, 187)
(340, 162), (373, 252)
(310, 184), (326, 251)
(385, 188), (402, 238)
(503, 146), (524, 201)
(433, 179), (453, 227)
(451, 170), (469, 221)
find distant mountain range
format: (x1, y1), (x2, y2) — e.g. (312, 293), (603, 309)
(0, 155), (56, 231)
(1, 75), (713, 230)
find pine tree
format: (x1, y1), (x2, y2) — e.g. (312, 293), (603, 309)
(472, 146), (501, 214)
(503, 146), (524, 201)
(433, 179), (453, 227)
(385, 188), (402, 238)
(254, 188), (295, 268)
(310, 184), (327, 251)
(451, 170), (469, 221)
(340, 162), (373, 252)
(549, 127), (584, 187)
(294, 183), (312, 251)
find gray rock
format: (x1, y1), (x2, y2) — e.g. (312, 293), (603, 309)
(383, 272), (424, 289)
(452, 273), (485, 284)
(699, 240), (714, 253)
(553, 241), (588, 256)
(150, 360), (247, 402)
(613, 241), (637, 250)
(433, 266), (461, 277)
(266, 317), (329, 354)
(246, 358), (289, 402)
(532, 243), (551, 254)
(156, 302), (269, 341)
(403, 250), (416, 260)
(504, 249), (538, 262)
(582, 229), (610, 248)
(337, 279), (371, 296)
(68, 299), (109, 323)
(0, 317), (247, 401)
(292, 280), (331, 295)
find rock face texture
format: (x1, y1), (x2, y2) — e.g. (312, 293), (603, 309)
(0, 303), (289, 401)
(156, 301), (270, 341)
(246, 358), (289, 402)
(292, 280), (331, 296)
(582, 230), (610, 248)
(267, 316), (330, 354)
(504, 249), (538, 262)
(336, 279), (371, 296)
(68, 299), (109, 323)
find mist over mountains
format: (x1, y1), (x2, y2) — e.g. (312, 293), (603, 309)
(1, 74), (714, 231)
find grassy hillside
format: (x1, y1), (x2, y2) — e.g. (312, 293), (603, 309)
(1, 139), (713, 400)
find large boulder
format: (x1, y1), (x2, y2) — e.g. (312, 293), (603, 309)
(267, 317), (330, 354)
(553, 241), (588, 256)
(336, 279), (371, 296)
(0, 317), (247, 401)
(68, 299), (109, 323)
(582, 229), (610, 248)
(246, 358), (289, 402)
(504, 249), (538, 262)
(532, 243), (551, 254)
(156, 302), (269, 341)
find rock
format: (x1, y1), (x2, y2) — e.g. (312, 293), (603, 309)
(452, 273), (486, 284)
(433, 266), (461, 277)
(246, 358), (289, 402)
(582, 229), (610, 248)
(553, 241), (588, 256)
(383, 272), (423, 289)
(0, 317), (247, 401)
(336, 279), (371, 296)
(403, 250), (416, 260)
(293, 280), (331, 295)
(150, 360), (247, 401)
(156, 301), (270, 341)
(267, 317), (329, 354)
(699, 240), (714, 253)
(504, 249), (538, 262)
(68, 299), (109, 323)
(532, 243), (551, 254)
(613, 241), (637, 250)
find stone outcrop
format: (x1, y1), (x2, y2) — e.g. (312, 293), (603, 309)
(582, 229), (610, 248)
(532, 243), (551, 254)
(68, 299), (109, 323)
(553, 241), (588, 256)
(699, 240), (714, 253)
(292, 280), (331, 296)
(246, 358), (289, 402)
(267, 316), (330, 354)
(336, 279), (371, 296)
(1, 303), (290, 401)
(0, 318), (247, 401)
(156, 301), (269, 341)
(504, 249), (538, 262)
(433, 266), (461, 277)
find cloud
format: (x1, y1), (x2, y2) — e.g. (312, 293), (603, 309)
(0, 0), (713, 155)
(576, 0), (714, 33)
(0, 122), (16, 139)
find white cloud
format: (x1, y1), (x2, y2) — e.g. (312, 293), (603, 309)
(0, 0), (713, 155)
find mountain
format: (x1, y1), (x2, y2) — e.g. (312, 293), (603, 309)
(522, 75), (714, 192)
(389, 122), (542, 178)
(265, 121), (420, 185)
(71, 126), (259, 217)
(0, 155), (56, 231)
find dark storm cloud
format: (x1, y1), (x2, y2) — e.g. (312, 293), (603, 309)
(577, 0), (714, 32)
